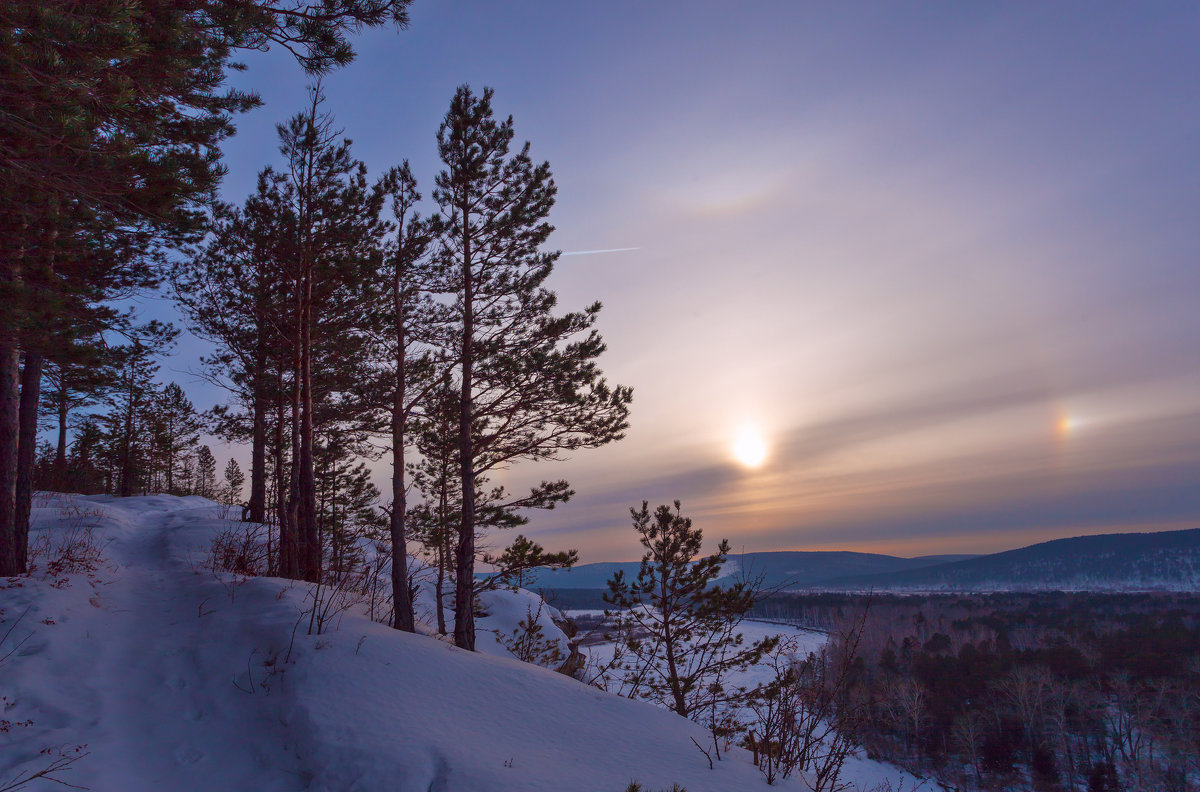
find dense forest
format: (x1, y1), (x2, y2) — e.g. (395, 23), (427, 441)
(757, 592), (1200, 791)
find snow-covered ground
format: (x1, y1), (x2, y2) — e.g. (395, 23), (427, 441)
(1, 494), (922, 791)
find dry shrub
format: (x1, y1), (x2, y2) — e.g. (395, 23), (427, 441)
(207, 521), (269, 576)
(27, 503), (107, 581)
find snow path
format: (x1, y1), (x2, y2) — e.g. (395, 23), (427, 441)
(84, 500), (301, 789)
(3, 496), (305, 790)
(3, 495), (917, 791)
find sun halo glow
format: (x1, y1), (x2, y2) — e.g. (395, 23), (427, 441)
(733, 428), (768, 468)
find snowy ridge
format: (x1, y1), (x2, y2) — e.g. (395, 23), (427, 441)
(823, 526), (1200, 591)
(0, 494), (911, 791)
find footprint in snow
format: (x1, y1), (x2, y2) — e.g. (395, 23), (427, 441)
(173, 746), (206, 766)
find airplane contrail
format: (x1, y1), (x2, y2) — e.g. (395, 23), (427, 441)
(559, 247), (641, 257)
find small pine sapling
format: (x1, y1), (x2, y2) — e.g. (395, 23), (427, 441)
(499, 600), (564, 668)
(605, 501), (777, 720)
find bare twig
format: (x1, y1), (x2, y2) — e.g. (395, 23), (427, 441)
(689, 736), (714, 770)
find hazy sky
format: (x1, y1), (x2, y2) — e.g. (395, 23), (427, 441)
(157, 1), (1200, 561)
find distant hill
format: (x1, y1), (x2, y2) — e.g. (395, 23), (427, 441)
(821, 527), (1200, 591)
(516, 550), (979, 592)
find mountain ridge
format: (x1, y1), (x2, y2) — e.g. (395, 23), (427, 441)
(524, 527), (1200, 594)
(820, 526), (1200, 591)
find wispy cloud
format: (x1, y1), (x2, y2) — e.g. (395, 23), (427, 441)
(559, 247), (641, 257)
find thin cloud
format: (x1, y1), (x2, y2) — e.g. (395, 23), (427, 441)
(559, 247), (641, 257)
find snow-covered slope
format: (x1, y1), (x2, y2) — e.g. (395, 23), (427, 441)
(1, 494), (913, 791)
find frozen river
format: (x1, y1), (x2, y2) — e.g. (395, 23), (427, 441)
(565, 611), (828, 694)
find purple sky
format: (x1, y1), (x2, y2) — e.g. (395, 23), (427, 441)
(157, 1), (1200, 561)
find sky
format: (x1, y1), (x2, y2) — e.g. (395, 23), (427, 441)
(150, 1), (1200, 562)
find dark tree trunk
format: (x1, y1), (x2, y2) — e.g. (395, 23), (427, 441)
(0, 221), (23, 575)
(273, 369), (288, 577)
(163, 423), (175, 494)
(15, 350), (42, 571)
(390, 350), (414, 632)
(435, 535), (446, 635)
(454, 227), (476, 651)
(248, 374), (267, 523)
(297, 272), (319, 583)
(0, 342), (20, 575)
(248, 282), (270, 523)
(282, 259), (304, 581)
(283, 347), (301, 579)
(435, 470), (449, 635)
(53, 377), (68, 488)
(118, 368), (136, 497)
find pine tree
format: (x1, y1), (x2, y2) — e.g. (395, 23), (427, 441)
(605, 501), (777, 719)
(273, 85), (387, 582)
(408, 380), (460, 635)
(39, 343), (122, 489)
(150, 383), (202, 494)
(222, 459), (245, 507)
(409, 379), (577, 634)
(432, 85), (633, 650)
(362, 162), (441, 632)
(480, 534), (577, 591)
(314, 432), (385, 584)
(0, 1), (257, 573)
(195, 445), (217, 499)
(66, 418), (106, 494)
(103, 330), (176, 497)
(173, 174), (294, 524)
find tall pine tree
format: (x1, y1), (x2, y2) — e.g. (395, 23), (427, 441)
(433, 85), (632, 650)
(275, 85), (386, 582)
(361, 163), (442, 632)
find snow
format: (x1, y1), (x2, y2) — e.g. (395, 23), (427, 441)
(475, 586), (571, 662)
(1, 494), (920, 791)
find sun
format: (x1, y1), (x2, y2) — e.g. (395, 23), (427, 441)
(733, 428), (767, 468)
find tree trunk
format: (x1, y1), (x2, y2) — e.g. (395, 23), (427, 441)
(0, 343), (19, 575)
(390, 364), (414, 632)
(248, 374), (267, 523)
(393, 403), (417, 628)
(15, 350), (42, 571)
(0, 223), (23, 575)
(164, 423), (175, 494)
(454, 226), (476, 651)
(53, 377), (68, 488)
(118, 367), (136, 497)
(248, 282), (269, 523)
(273, 370), (288, 577)
(435, 536), (446, 635)
(297, 269), (319, 583)
(282, 252), (305, 580)
(390, 268), (415, 631)
(436, 471), (449, 636)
